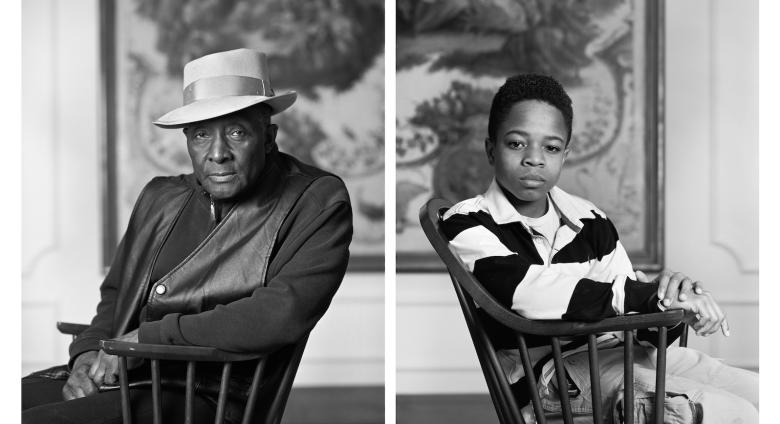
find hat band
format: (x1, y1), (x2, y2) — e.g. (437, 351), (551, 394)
(183, 75), (275, 105)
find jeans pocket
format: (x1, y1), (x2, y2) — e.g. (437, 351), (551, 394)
(538, 357), (593, 415)
(613, 390), (703, 424)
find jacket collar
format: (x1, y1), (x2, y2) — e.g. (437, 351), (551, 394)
(482, 179), (592, 232)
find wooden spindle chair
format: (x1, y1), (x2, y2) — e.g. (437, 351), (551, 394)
(57, 322), (307, 424)
(419, 198), (689, 424)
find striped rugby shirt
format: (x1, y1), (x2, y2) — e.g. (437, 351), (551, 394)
(442, 179), (680, 384)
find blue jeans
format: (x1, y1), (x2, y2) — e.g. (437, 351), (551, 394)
(529, 345), (758, 424)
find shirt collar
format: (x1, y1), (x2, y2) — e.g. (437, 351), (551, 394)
(482, 179), (589, 231)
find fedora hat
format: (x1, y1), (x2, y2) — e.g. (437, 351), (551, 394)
(153, 48), (297, 128)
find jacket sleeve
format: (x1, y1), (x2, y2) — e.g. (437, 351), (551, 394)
(442, 211), (660, 322)
(67, 181), (157, 368)
(137, 177), (353, 353)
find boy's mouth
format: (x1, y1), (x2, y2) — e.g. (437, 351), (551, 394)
(518, 176), (545, 188)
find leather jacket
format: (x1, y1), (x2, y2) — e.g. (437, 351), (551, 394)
(68, 151), (353, 406)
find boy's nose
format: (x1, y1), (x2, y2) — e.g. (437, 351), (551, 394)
(522, 147), (544, 166)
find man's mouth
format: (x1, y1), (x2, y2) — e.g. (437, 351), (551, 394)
(207, 172), (237, 183)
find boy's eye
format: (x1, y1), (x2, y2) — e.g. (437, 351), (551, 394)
(545, 145), (562, 153)
(506, 140), (525, 149)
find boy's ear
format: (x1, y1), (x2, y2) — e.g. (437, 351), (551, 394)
(562, 147), (570, 165)
(484, 137), (495, 165)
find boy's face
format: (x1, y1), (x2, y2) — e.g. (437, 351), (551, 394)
(486, 100), (569, 217)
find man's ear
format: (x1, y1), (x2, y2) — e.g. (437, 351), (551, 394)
(265, 124), (279, 153)
(484, 137), (495, 165)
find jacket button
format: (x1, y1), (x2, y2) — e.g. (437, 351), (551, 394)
(155, 285), (167, 295)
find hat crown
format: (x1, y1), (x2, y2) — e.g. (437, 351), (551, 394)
(183, 48), (270, 88)
(154, 48), (296, 128)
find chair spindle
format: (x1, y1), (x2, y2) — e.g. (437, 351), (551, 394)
(680, 324), (689, 348)
(517, 334), (546, 424)
(624, 331), (634, 424)
(185, 361), (196, 424)
(241, 358), (267, 424)
(654, 326), (668, 424)
(587, 335), (603, 424)
(118, 357), (132, 424)
(454, 278), (520, 424)
(550, 337), (574, 424)
(151, 359), (162, 424)
(211, 362), (232, 424)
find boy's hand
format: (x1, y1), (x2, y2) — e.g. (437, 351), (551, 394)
(668, 291), (730, 337)
(635, 270), (705, 307)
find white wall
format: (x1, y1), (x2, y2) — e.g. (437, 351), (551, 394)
(20, 0), (384, 386)
(397, 0), (759, 394)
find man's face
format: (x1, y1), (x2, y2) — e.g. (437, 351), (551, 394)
(185, 108), (277, 200)
(486, 100), (569, 217)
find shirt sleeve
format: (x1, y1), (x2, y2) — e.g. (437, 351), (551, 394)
(138, 177), (353, 353)
(442, 210), (660, 322)
(67, 180), (158, 368)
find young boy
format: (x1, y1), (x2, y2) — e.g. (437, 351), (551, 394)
(440, 74), (757, 423)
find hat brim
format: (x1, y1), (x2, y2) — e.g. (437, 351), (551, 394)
(153, 91), (297, 129)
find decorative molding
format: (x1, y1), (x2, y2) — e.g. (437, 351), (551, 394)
(22, 0), (61, 278)
(707, 0), (758, 274)
(304, 357), (384, 364)
(21, 302), (61, 365)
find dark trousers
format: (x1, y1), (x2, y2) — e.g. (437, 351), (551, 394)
(22, 375), (221, 424)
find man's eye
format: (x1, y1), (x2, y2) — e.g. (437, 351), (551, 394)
(230, 129), (245, 138)
(194, 131), (209, 139)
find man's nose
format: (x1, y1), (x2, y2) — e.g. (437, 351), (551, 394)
(207, 134), (232, 163)
(521, 146), (544, 167)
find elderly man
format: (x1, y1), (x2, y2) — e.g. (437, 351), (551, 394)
(22, 48), (353, 424)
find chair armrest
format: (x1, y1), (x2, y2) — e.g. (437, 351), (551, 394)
(57, 322), (90, 336)
(100, 340), (263, 362)
(502, 309), (688, 337)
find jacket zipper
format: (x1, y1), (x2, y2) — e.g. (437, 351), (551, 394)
(147, 188), (234, 300)
(140, 190), (194, 318)
(208, 191), (221, 224)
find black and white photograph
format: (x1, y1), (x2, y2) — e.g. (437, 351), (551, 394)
(396, 0), (760, 423)
(21, 1), (384, 423)
(12, 0), (770, 423)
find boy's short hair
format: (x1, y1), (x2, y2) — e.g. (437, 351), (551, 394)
(487, 74), (573, 144)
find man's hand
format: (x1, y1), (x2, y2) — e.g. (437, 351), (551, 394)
(635, 270), (705, 307)
(668, 291), (730, 337)
(87, 329), (142, 387)
(62, 351), (99, 400)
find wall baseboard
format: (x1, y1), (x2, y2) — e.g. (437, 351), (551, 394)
(397, 394), (497, 424)
(283, 386), (383, 424)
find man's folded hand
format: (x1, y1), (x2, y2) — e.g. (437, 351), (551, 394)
(62, 351), (99, 400)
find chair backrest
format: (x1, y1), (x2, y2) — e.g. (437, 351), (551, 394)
(419, 198), (680, 424)
(62, 321), (309, 424)
(419, 198), (526, 424)
(260, 334), (309, 424)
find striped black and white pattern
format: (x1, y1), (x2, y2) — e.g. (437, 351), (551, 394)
(442, 180), (661, 321)
(442, 181), (682, 384)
